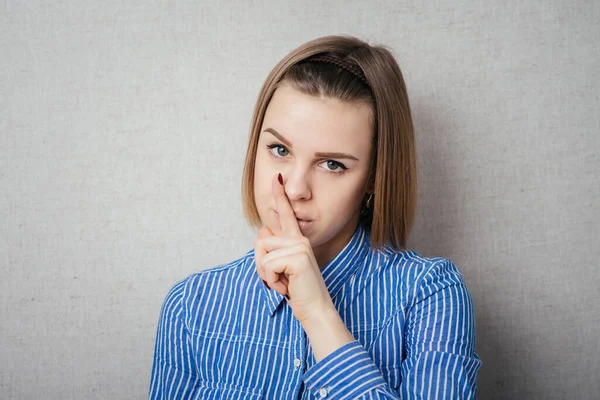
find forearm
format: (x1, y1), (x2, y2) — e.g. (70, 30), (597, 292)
(301, 306), (355, 362)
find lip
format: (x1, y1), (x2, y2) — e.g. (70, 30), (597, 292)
(273, 210), (313, 231)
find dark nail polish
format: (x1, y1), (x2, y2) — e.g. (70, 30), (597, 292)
(278, 173), (283, 185)
(262, 280), (270, 289)
(284, 294), (290, 300)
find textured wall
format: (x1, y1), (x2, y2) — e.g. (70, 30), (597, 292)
(1, 1), (598, 399)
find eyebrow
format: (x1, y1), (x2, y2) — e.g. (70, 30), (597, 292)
(262, 128), (360, 161)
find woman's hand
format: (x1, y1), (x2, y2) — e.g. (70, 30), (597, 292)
(254, 173), (336, 324)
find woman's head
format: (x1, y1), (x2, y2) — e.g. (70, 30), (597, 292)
(242, 35), (416, 252)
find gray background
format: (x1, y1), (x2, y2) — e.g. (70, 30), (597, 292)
(1, 1), (599, 399)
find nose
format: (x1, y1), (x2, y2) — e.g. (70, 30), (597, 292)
(282, 166), (312, 201)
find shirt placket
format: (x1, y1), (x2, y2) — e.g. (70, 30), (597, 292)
(290, 313), (308, 399)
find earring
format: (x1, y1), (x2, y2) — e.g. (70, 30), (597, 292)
(365, 193), (373, 209)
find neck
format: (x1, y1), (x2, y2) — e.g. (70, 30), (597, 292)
(312, 218), (360, 268)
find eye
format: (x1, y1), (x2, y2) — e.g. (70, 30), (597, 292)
(266, 144), (289, 158)
(321, 160), (348, 173)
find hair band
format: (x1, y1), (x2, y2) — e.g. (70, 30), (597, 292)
(307, 54), (371, 89)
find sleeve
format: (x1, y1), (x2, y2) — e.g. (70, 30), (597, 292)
(149, 278), (199, 400)
(301, 259), (481, 400)
(399, 259), (481, 399)
(302, 341), (398, 399)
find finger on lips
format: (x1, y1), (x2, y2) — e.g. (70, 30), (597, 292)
(256, 173), (303, 300)
(273, 173), (301, 236)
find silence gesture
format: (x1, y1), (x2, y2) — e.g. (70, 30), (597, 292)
(254, 173), (336, 324)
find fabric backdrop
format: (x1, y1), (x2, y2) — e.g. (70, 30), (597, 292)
(1, 1), (598, 399)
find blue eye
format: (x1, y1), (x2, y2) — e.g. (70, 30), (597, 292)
(322, 160), (348, 173)
(267, 144), (289, 157)
(266, 143), (347, 174)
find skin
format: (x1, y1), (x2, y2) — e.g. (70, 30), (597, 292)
(253, 84), (374, 361)
(253, 84), (374, 267)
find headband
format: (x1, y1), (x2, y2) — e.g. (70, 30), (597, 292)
(307, 54), (371, 89)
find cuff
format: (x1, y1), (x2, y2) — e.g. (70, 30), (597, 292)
(302, 341), (388, 399)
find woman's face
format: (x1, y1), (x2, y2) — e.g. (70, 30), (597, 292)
(254, 84), (374, 265)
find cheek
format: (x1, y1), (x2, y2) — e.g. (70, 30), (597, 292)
(254, 150), (274, 176)
(318, 177), (365, 212)
(253, 157), (272, 205)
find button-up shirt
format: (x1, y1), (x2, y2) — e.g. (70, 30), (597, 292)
(149, 225), (481, 399)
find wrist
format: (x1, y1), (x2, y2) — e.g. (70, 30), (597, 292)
(298, 302), (337, 326)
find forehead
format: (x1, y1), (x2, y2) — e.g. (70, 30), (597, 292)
(260, 85), (373, 151)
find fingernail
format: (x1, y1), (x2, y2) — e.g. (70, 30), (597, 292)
(262, 280), (270, 289)
(284, 294), (290, 300)
(277, 173), (283, 185)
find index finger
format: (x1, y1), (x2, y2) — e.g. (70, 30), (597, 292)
(273, 173), (301, 236)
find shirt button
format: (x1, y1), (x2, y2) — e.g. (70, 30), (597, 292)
(293, 358), (301, 369)
(318, 387), (329, 398)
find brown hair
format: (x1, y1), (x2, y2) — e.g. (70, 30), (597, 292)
(242, 35), (416, 250)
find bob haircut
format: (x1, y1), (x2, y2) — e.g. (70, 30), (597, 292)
(242, 35), (416, 250)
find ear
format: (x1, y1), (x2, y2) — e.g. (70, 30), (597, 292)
(366, 160), (376, 194)
(366, 175), (375, 194)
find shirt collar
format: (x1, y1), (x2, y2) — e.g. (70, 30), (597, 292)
(258, 224), (370, 317)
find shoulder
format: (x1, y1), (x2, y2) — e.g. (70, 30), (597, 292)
(161, 250), (257, 313)
(373, 247), (470, 305)
(185, 249), (255, 287)
(375, 247), (465, 283)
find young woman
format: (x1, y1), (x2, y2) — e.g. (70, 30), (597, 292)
(150, 35), (481, 399)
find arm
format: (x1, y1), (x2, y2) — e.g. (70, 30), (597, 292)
(149, 279), (199, 400)
(399, 259), (481, 399)
(257, 175), (480, 397)
(301, 259), (481, 399)
(302, 314), (396, 399)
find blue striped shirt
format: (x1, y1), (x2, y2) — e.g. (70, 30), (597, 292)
(149, 225), (481, 399)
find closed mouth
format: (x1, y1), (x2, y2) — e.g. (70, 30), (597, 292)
(274, 210), (312, 223)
